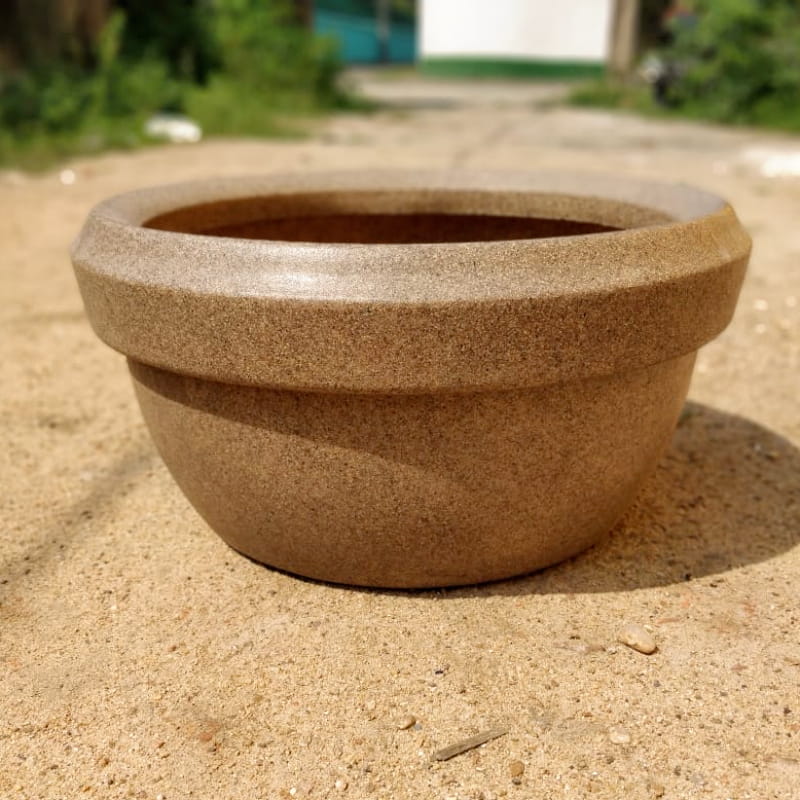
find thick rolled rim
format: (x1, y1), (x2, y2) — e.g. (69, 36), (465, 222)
(71, 170), (751, 392)
(72, 169), (739, 301)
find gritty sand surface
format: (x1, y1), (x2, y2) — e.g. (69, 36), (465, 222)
(2, 73), (800, 800)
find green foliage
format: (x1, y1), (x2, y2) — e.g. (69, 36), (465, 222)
(569, 80), (644, 110)
(570, 0), (800, 132)
(662, 0), (800, 129)
(184, 76), (300, 137)
(0, 0), (351, 169)
(185, 0), (349, 136)
(200, 0), (345, 112)
(0, 11), (183, 167)
(116, 0), (218, 83)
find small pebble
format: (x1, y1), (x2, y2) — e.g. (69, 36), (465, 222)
(397, 715), (417, 730)
(334, 778), (348, 791)
(618, 623), (657, 654)
(608, 727), (631, 745)
(508, 760), (525, 778)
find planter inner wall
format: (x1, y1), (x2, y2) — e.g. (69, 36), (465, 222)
(143, 189), (673, 243)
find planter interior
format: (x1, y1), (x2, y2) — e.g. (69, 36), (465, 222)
(145, 194), (624, 243)
(71, 171), (751, 587)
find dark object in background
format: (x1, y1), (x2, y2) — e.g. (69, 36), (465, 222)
(117, 0), (217, 83)
(0, 0), (110, 70)
(642, 1), (698, 106)
(642, 54), (684, 107)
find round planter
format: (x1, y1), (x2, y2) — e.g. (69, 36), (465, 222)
(71, 171), (751, 587)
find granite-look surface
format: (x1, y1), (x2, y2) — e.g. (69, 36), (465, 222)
(71, 172), (749, 586)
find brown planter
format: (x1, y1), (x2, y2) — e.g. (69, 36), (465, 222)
(71, 171), (751, 587)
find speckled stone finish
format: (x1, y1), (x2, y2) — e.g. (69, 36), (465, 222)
(71, 171), (751, 587)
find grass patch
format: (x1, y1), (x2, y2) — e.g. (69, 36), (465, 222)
(568, 77), (800, 133)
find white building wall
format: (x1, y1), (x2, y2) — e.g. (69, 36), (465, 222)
(421, 0), (614, 63)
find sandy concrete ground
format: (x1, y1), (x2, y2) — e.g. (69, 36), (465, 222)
(2, 73), (799, 800)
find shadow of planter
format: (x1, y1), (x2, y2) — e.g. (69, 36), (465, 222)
(442, 401), (800, 596)
(129, 376), (797, 594)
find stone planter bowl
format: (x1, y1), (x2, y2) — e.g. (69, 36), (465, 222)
(71, 171), (751, 588)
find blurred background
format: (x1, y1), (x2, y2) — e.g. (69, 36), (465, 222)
(1, 0), (799, 170)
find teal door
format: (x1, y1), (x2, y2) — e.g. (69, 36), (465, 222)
(314, 2), (417, 64)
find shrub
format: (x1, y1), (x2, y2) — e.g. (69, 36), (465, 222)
(206, 0), (344, 108)
(660, 0), (800, 129)
(186, 0), (349, 136)
(0, 12), (181, 146)
(0, 0), (350, 168)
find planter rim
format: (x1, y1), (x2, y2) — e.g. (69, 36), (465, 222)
(71, 170), (751, 392)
